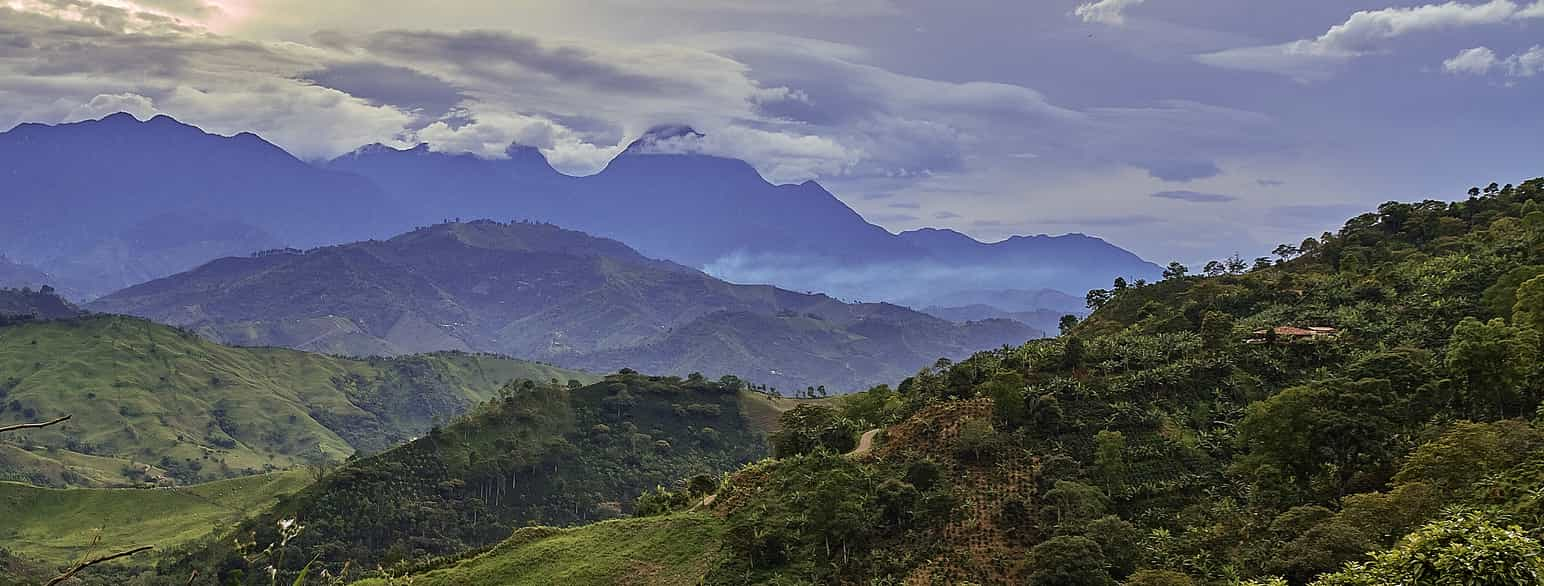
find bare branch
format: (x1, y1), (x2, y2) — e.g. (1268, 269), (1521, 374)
(45, 545), (153, 586)
(0, 414), (70, 434)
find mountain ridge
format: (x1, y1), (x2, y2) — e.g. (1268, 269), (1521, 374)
(88, 220), (1036, 392)
(0, 113), (1158, 304)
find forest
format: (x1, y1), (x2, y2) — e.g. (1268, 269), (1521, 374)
(6, 179), (1544, 585)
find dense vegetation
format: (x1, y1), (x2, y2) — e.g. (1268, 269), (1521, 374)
(153, 372), (776, 583)
(0, 314), (591, 487)
(12, 178), (1544, 585)
(380, 178), (1544, 585)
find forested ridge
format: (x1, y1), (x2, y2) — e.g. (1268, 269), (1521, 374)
(149, 372), (773, 583)
(9, 178), (1544, 585)
(654, 178), (1544, 584)
(393, 178), (1544, 585)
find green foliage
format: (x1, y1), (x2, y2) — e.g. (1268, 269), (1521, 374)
(1025, 535), (1116, 586)
(1234, 379), (1398, 498)
(768, 404), (857, 458)
(709, 451), (953, 584)
(1311, 510), (1544, 585)
(1445, 317), (1538, 418)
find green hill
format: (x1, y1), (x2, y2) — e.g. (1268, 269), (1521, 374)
(352, 513), (726, 586)
(0, 315), (594, 487)
(0, 470), (309, 567)
(154, 371), (773, 582)
(372, 177), (1544, 585)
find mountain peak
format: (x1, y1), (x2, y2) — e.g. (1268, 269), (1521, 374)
(622, 124), (705, 154)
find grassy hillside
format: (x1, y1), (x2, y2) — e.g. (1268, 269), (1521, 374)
(0, 470), (309, 566)
(156, 372), (772, 583)
(378, 178), (1544, 585)
(354, 513), (726, 586)
(0, 315), (593, 487)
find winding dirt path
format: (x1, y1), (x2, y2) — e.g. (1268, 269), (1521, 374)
(849, 429), (881, 457)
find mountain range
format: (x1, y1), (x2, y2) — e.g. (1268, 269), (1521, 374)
(88, 220), (1036, 392)
(0, 114), (1159, 304)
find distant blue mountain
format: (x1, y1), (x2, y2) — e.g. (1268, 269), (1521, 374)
(0, 113), (393, 297)
(0, 114), (1160, 303)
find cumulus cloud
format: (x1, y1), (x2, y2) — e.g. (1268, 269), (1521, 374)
(1073, 0), (1147, 26)
(1447, 45), (1544, 77)
(1151, 190), (1237, 203)
(1443, 46), (1500, 74)
(1199, 0), (1544, 81)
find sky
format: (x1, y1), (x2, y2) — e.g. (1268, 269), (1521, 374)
(2, 0), (1542, 265)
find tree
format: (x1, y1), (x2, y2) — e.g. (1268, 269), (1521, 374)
(1272, 243), (1301, 261)
(1445, 317), (1536, 418)
(1311, 509), (1544, 585)
(1085, 289), (1113, 311)
(1510, 274), (1544, 333)
(1058, 314), (1079, 335)
(1252, 256), (1274, 272)
(1112, 277), (1129, 291)
(1025, 535), (1115, 586)
(1199, 310), (1235, 348)
(1235, 379), (1398, 498)
(1299, 237), (1320, 256)
(770, 404), (858, 457)
(1225, 253), (1249, 275)
(1162, 261), (1188, 280)
(1203, 260), (1226, 277)
(1093, 430), (1127, 492)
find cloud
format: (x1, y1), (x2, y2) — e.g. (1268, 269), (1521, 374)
(301, 62), (466, 119)
(933, 211), (962, 220)
(1445, 45), (1544, 77)
(0, 0), (1289, 243)
(1443, 46), (1500, 74)
(1198, 0), (1544, 81)
(1073, 0), (1146, 26)
(1256, 178), (1285, 187)
(887, 201), (921, 209)
(1136, 160), (1223, 182)
(1151, 190), (1238, 203)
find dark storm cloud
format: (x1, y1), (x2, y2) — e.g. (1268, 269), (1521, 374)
(1151, 190), (1238, 203)
(302, 62), (466, 117)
